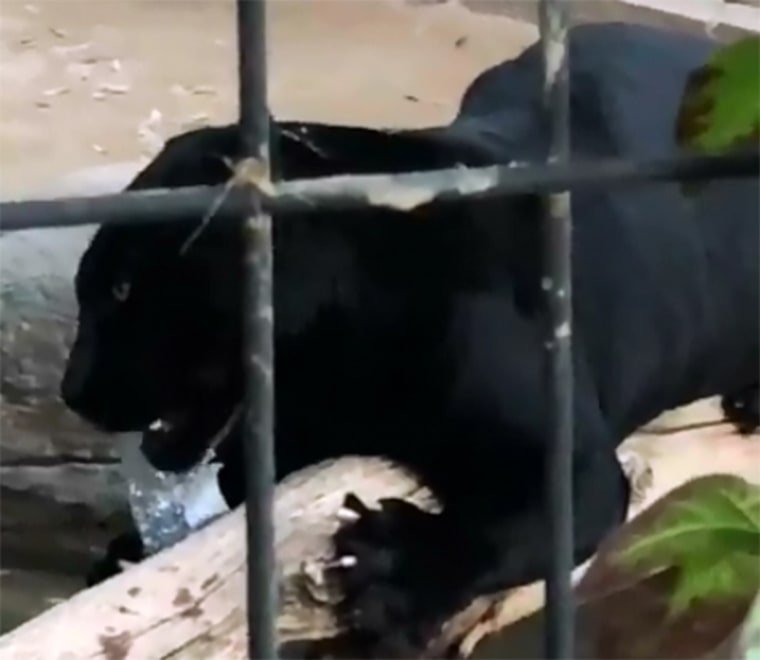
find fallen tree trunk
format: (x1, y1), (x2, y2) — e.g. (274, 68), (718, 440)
(1, 423), (757, 660)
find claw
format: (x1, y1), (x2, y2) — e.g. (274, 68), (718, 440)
(337, 506), (361, 523)
(325, 555), (358, 569)
(117, 559), (136, 572)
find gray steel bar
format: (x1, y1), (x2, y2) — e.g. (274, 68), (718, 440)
(538, 0), (575, 657)
(236, 0), (277, 658)
(1, 149), (756, 233)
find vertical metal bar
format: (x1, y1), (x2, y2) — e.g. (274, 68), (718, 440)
(538, 0), (574, 658)
(236, 0), (277, 658)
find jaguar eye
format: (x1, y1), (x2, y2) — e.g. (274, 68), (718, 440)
(112, 281), (131, 302)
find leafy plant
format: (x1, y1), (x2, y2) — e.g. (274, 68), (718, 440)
(616, 476), (760, 616)
(676, 35), (760, 152)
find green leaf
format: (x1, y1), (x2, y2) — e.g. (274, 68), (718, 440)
(667, 551), (758, 615)
(616, 478), (760, 615)
(676, 36), (760, 152)
(619, 479), (760, 563)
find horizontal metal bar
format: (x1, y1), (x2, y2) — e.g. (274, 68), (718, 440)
(0, 186), (221, 232)
(1, 148), (757, 232)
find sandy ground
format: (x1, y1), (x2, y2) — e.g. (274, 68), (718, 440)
(0, 0), (538, 196)
(0, 0), (757, 650)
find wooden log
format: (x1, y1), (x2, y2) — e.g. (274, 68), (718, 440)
(1, 423), (757, 660)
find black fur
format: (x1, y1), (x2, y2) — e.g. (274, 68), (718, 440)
(61, 23), (758, 656)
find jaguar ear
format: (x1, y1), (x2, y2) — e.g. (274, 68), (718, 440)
(272, 120), (501, 182)
(126, 115), (503, 194)
(125, 125), (243, 192)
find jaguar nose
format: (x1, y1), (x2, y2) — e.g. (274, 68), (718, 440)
(60, 344), (94, 413)
(60, 342), (137, 432)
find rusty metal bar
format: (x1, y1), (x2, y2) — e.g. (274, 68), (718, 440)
(538, 0), (575, 657)
(236, 0), (277, 657)
(1, 148), (757, 233)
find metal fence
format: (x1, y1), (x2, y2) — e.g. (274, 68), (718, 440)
(0, 0), (757, 658)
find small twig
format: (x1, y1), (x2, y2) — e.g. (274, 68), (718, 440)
(179, 157), (274, 255)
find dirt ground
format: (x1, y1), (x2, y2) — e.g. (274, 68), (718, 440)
(0, 0), (539, 196)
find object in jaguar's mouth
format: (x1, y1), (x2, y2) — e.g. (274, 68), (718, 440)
(118, 434), (229, 557)
(118, 434), (191, 555)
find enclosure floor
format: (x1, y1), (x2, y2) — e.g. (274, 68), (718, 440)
(0, 0), (538, 196)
